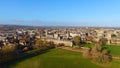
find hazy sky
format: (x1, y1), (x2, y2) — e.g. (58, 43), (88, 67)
(0, 0), (120, 27)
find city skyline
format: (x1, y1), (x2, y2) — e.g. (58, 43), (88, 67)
(0, 0), (120, 27)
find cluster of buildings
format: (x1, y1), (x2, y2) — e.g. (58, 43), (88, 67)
(0, 27), (120, 49)
(43, 27), (120, 46)
(0, 28), (39, 52)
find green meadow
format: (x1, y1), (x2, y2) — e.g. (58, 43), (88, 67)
(106, 45), (120, 56)
(2, 48), (120, 68)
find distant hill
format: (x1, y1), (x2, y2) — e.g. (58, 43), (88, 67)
(0, 24), (34, 28)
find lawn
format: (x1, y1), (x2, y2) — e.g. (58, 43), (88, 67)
(105, 45), (120, 56)
(4, 49), (102, 68)
(3, 48), (120, 68)
(83, 43), (95, 47)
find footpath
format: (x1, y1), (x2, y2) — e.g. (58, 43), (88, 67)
(58, 46), (84, 53)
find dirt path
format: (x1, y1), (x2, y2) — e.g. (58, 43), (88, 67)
(58, 46), (84, 53)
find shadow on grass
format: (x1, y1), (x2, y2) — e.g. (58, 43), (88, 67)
(0, 49), (50, 68)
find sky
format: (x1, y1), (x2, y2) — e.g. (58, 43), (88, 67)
(0, 0), (120, 27)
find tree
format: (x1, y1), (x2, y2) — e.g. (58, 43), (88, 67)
(99, 37), (108, 46)
(101, 49), (112, 62)
(111, 34), (117, 38)
(89, 43), (112, 63)
(0, 45), (18, 63)
(73, 36), (82, 48)
(34, 39), (44, 49)
(85, 36), (95, 43)
(82, 40), (112, 63)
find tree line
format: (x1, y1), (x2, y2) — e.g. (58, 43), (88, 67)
(0, 38), (55, 64)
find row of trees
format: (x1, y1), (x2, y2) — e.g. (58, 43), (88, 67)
(0, 38), (55, 64)
(72, 36), (108, 47)
(34, 39), (55, 50)
(72, 36), (96, 48)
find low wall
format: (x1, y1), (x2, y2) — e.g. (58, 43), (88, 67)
(46, 39), (73, 47)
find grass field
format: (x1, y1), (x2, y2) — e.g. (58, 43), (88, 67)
(106, 45), (120, 56)
(4, 49), (120, 68)
(83, 43), (95, 47)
